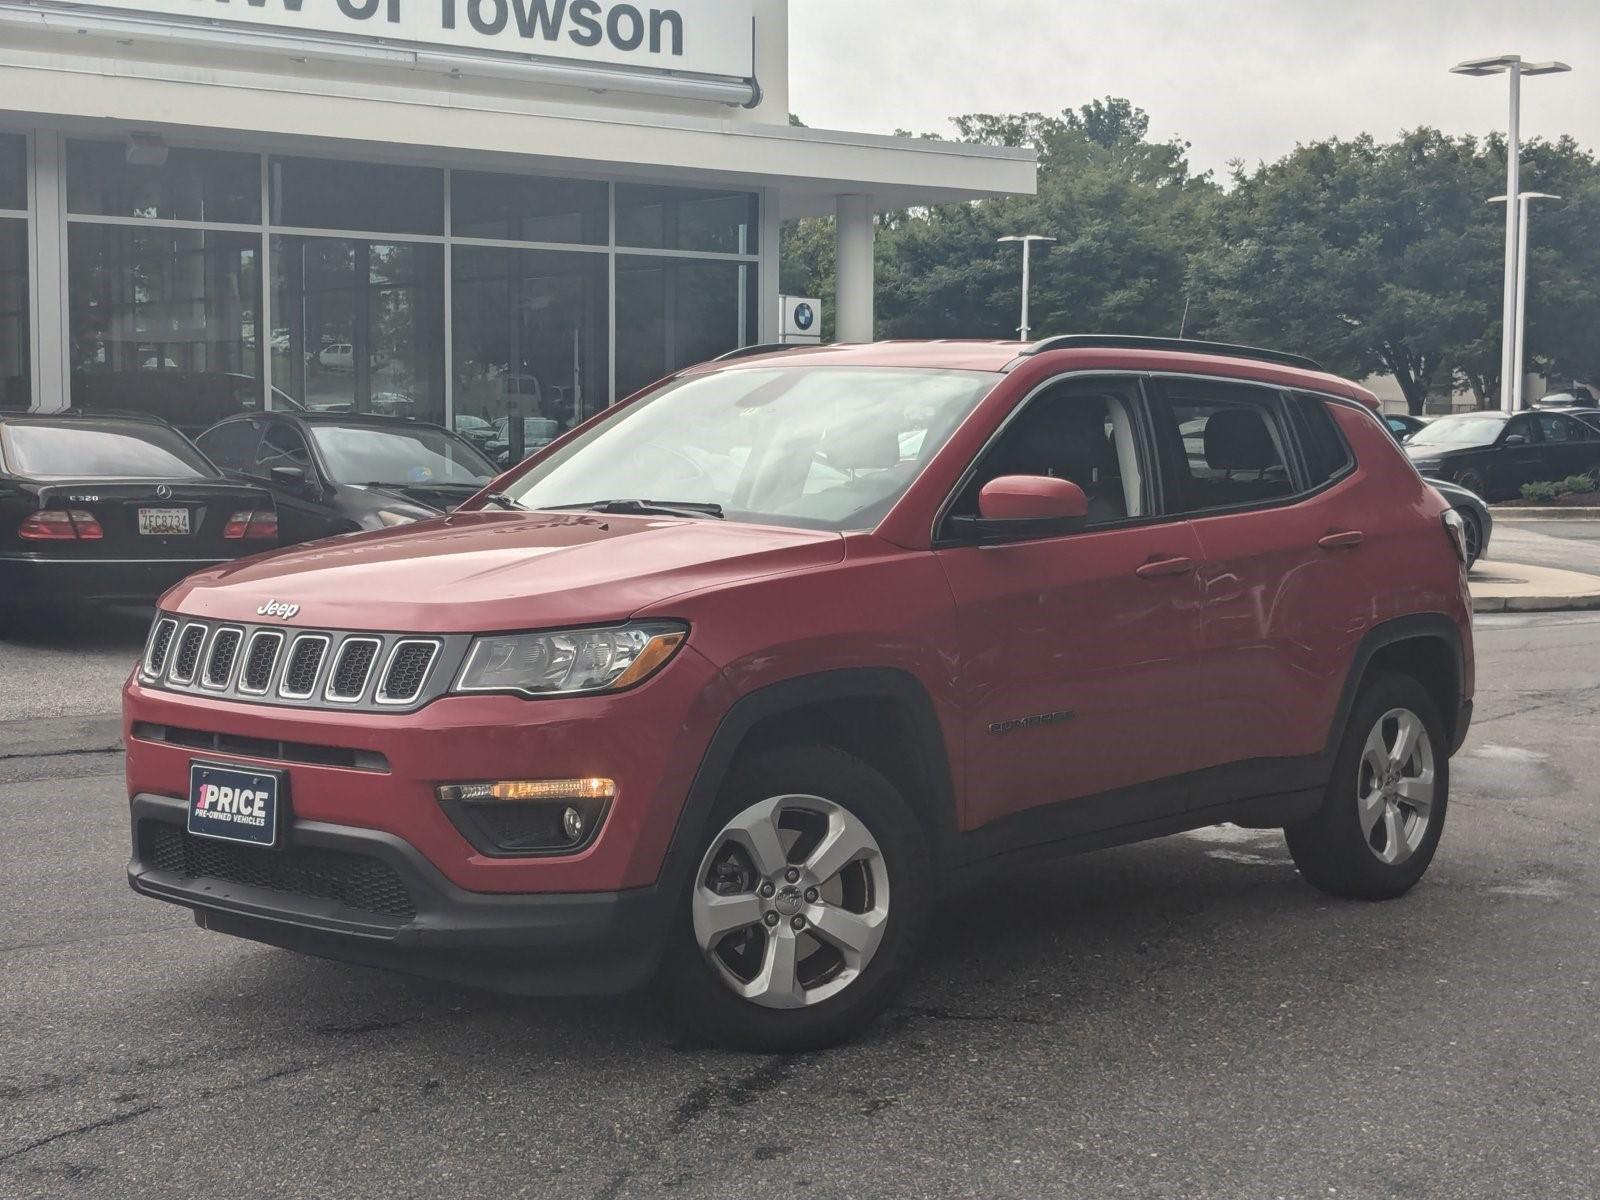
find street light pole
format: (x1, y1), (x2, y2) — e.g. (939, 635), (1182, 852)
(997, 235), (1056, 342)
(1490, 192), (1561, 410)
(1451, 54), (1572, 413)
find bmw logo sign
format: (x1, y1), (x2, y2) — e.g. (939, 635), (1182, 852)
(793, 302), (816, 332)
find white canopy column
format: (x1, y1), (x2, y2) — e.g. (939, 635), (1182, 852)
(835, 194), (875, 343)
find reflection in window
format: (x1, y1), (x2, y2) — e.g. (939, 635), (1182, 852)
(451, 245), (607, 463)
(270, 156), (442, 236)
(615, 256), (756, 400)
(271, 236), (444, 424)
(0, 219), (27, 410)
(0, 133), (25, 211)
(67, 225), (260, 430)
(615, 185), (758, 254)
(451, 171), (608, 245)
(66, 140), (259, 224)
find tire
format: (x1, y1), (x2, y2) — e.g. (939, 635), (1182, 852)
(1458, 508), (1482, 570)
(1286, 672), (1449, 901)
(661, 745), (932, 1052)
(1453, 466), (1487, 498)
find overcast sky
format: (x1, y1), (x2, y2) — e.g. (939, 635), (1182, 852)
(789, 1), (1599, 177)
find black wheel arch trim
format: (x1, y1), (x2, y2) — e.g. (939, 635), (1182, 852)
(656, 667), (959, 898)
(1325, 613), (1469, 760)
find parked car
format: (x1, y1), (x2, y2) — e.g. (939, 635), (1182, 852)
(0, 412), (276, 616)
(1535, 386), (1597, 410)
(1384, 413), (1428, 441)
(1404, 410), (1600, 500)
(125, 336), (1474, 1052)
(1428, 478), (1492, 569)
(452, 413), (497, 454)
(194, 411), (497, 545)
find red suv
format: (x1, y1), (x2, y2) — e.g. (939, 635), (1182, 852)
(125, 336), (1474, 1051)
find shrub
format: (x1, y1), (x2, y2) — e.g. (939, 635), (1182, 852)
(1520, 471), (1600, 503)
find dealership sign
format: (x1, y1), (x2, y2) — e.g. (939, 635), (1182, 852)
(69, 0), (754, 77)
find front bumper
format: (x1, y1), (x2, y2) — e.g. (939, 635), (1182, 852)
(128, 794), (669, 995)
(2, 554), (226, 604)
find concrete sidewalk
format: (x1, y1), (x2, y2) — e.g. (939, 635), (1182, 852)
(1470, 560), (1600, 613)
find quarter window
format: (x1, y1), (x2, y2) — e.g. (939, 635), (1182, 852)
(1288, 393), (1354, 487)
(1148, 380), (1295, 513)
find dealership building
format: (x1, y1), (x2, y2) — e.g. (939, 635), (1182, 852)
(0, 0), (1034, 440)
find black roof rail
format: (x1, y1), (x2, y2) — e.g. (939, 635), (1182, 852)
(1018, 335), (1325, 373)
(28, 406), (177, 426)
(710, 342), (825, 363)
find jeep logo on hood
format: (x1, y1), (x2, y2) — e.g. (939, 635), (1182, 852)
(256, 600), (301, 620)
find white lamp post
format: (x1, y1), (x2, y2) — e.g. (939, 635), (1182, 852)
(1489, 192), (1561, 410)
(1451, 54), (1572, 413)
(997, 235), (1056, 342)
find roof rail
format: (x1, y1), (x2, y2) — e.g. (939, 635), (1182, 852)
(1018, 335), (1325, 373)
(711, 342), (836, 364)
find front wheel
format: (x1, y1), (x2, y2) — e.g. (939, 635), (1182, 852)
(662, 746), (931, 1052)
(1286, 672), (1449, 900)
(1459, 508), (1483, 569)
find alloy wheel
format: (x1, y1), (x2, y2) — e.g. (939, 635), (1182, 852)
(692, 794), (890, 1009)
(1357, 708), (1436, 866)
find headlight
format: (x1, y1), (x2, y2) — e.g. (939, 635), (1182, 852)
(452, 622), (687, 697)
(1410, 459), (1443, 473)
(377, 509), (420, 527)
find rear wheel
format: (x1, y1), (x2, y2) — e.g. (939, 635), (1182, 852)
(1286, 673), (1449, 900)
(662, 745), (931, 1052)
(1453, 466), (1488, 497)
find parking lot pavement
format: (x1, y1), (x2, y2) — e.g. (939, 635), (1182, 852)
(0, 606), (148, 725)
(1489, 518), (1600, 575)
(3, 613), (1600, 1199)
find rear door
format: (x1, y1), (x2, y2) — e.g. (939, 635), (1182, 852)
(1144, 378), (1369, 771)
(936, 374), (1208, 835)
(1536, 412), (1600, 479)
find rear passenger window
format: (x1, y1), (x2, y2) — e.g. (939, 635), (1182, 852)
(1288, 393), (1353, 487)
(1148, 380), (1295, 513)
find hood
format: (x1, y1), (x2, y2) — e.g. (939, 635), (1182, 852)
(164, 511), (844, 632)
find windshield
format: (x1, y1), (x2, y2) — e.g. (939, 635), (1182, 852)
(1, 422), (214, 480)
(1407, 416), (1507, 448)
(309, 425), (496, 486)
(502, 366), (1001, 531)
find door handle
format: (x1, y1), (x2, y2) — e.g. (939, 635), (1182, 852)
(1317, 530), (1365, 550)
(1135, 556), (1196, 579)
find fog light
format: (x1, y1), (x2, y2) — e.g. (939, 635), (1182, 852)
(436, 778), (615, 803)
(562, 806), (584, 841)
(435, 778), (614, 857)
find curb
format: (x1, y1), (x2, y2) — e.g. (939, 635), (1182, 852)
(1473, 592), (1600, 614)
(1491, 507), (1600, 521)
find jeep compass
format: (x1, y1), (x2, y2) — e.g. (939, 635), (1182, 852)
(124, 336), (1475, 1051)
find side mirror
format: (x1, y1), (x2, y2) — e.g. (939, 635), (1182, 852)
(950, 475), (1089, 542)
(270, 465), (309, 492)
(1503, 433), (1528, 447)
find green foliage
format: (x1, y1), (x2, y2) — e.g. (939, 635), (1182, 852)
(1520, 472), (1600, 503)
(780, 99), (1600, 411)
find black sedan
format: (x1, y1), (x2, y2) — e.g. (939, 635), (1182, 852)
(0, 413), (277, 616)
(194, 411), (498, 544)
(1403, 410), (1600, 501)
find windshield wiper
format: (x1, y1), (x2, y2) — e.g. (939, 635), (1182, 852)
(482, 491), (526, 511)
(544, 499), (725, 520)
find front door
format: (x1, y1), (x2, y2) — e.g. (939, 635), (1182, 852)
(935, 376), (1207, 835)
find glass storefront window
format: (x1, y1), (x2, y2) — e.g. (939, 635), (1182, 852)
(451, 171), (608, 245)
(1, 133), (25, 210)
(615, 256), (756, 400)
(66, 140), (259, 225)
(615, 185), (758, 255)
(452, 245), (608, 463)
(0, 219), (27, 410)
(68, 225), (260, 431)
(271, 157), (443, 237)
(271, 236), (444, 424)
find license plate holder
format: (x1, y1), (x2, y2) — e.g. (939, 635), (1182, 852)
(187, 761), (285, 848)
(139, 507), (191, 536)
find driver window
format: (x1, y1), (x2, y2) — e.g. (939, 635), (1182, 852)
(951, 377), (1145, 527)
(254, 423), (313, 477)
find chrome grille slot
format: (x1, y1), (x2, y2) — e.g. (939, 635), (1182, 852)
(144, 617), (178, 677)
(279, 634), (331, 700)
(202, 628), (244, 690)
(168, 623), (208, 685)
(376, 640), (440, 705)
(238, 630), (285, 695)
(325, 637), (381, 703)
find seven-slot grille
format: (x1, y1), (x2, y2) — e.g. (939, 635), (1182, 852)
(138, 615), (461, 713)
